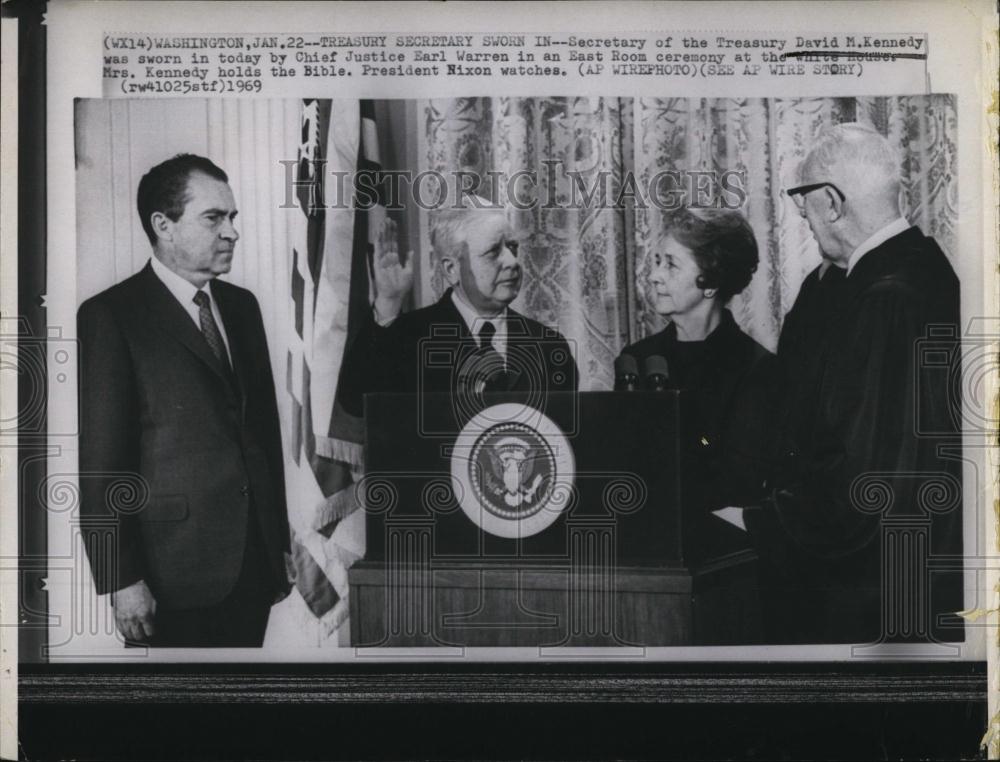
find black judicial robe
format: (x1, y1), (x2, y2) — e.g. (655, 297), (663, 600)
(617, 309), (773, 563)
(768, 263), (848, 472)
(747, 227), (964, 644)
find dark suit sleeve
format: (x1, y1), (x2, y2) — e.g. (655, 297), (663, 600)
(248, 296), (291, 555)
(77, 297), (146, 594)
(336, 309), (398, 418)
(713, 351), (775, 507)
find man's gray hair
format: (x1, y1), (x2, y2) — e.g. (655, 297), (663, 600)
(801, 122), (902, 203)
(430, 195), (506, 261)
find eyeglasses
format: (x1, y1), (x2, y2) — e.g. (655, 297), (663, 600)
(786, 182), (846, 211)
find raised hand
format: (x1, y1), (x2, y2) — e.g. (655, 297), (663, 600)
(369, 214), (413, 324)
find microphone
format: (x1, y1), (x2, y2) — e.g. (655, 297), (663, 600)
(614, 354), (640, 392)
(643, 355), (670, 391)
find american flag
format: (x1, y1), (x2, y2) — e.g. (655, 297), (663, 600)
(285, 98), (382, 636)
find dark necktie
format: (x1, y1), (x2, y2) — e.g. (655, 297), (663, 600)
(476, 321), (508, 392)
(193, 290), (229, 367)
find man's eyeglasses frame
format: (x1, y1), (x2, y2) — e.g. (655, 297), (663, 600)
(786, 182), (846, 211)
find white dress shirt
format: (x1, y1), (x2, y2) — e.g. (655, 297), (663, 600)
(846, 217), (911, 275)
(450, 290), (508, 359)
(150, 256), (232, 361)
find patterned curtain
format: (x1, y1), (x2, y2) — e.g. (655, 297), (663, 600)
(416, 95), (958, 378)
(855, 95), (958, 252)
(419, 97), (635, 390)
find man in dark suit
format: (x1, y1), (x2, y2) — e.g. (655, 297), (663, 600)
(78, 154), (291, 647)
(747, 124), (964, 644)
(338, 199), (578, 419)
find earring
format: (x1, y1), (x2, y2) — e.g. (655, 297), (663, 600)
(703, 288), (717, 299)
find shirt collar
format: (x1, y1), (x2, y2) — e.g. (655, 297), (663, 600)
(847, 217), (910, 275)
(150, 255), (213, 306)
(450, 290), (507, 345)
(817, 259), (846, 280)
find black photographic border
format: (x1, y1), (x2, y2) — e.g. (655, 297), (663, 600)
(18, 663), (988, 759)
(8, 1), (988, 758)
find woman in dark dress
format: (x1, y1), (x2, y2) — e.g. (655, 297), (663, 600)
(616, 208), (772, 560)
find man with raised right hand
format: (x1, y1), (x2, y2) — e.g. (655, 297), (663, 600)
(338, 198), (578, 419)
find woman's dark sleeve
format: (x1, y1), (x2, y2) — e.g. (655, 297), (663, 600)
(711, 351), (777, 508)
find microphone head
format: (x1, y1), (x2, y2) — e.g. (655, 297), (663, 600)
(643, 355), (669, 381)
(614, 353), (639, 378)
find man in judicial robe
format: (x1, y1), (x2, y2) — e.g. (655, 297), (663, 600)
(338, 200), (578, 420)
(77, 155), (291, 647)
(747, 123), (964, 644)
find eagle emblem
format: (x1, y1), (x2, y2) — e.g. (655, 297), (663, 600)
(451, 403), (575, 538)
(473, 427), (553, 519)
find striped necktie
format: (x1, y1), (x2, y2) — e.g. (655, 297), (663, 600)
(192, 290), (229, 367)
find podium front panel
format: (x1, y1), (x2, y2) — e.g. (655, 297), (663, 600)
(362, 391), (683, 566)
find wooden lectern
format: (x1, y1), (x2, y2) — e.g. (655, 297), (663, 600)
(349, 392), (760, 647)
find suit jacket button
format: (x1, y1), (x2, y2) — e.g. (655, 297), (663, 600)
(241, 485), (250, 496)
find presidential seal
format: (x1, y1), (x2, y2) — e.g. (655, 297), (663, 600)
(451, 403), (575, 538)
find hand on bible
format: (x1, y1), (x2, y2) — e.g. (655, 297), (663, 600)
(370, 215), (413, 323)
(111, 579), (157, 642)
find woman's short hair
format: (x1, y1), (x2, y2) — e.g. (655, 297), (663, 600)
(665, 208), (759, 300)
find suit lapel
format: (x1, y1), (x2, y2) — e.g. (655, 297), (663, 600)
(211, 281), (248, 409)
(435, 289), (474, 341)
(433, 291), (480, 391)
(138, 264), (239, 400)
(435, 290), (478, 362)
